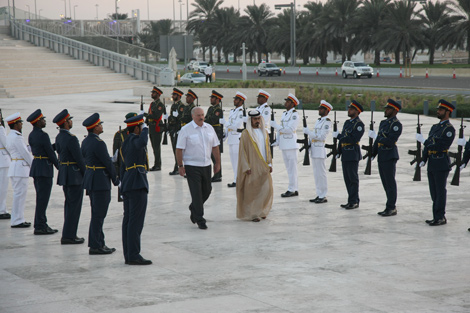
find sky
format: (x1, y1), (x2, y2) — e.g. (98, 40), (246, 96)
(3, 0), (325, 21)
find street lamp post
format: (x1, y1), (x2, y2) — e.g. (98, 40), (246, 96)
(25, 5), (30, 19)
(62, 0), (67, 19)
(74, 5), (78, 20)
(115, 0), (120, 54)
(34, 0), (37, 19)
(38, 9), (42, 19)
(179, 0), (184, 32)
(95, 4), (99, 19)
(147, 0), (149, 20)
(275, 2), (296, 67)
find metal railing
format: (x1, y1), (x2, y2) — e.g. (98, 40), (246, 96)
(9, 19), (161, 84)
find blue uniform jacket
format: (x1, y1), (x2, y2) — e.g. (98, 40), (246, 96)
(81, 133), (118, 191)
(29, 127), (59, 177)
(372, 117), (402, 162)
(55, 129), (85, 186)
(120, 128), (149, 193)
(422, 120), (455, 172)
(337, 117), (365, 162)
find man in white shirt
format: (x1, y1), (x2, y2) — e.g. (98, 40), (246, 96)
(224, 91), (246, 188)
(5, 113), (33, 228)
(0, 111), (11, 220)
(303, 100), (333, 203)
(271, 93), (300, 197)
(176, 107), (221, 230)
(204, 65), (213, 83)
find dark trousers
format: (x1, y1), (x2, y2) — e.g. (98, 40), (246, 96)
(427, 170), (449, 220)
(149, 126), (162, 168)
(342, 161), (360, 204)
(185, 165), (212, 224)
(378, 159), (397, 210)
(205, 74), (212, 83)
(170, 133), (179, 172)
(88, 190), (111, 249)
(33, 176), (53, 230)
(62, 185), (83, 239)
(122, 188), (148, 261)
(211, 152), (222, 179)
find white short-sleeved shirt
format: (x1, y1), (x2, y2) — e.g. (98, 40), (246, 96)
(177, 121), (220, 167)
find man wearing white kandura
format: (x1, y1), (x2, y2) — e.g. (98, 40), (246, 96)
(303, 100), (333, 204)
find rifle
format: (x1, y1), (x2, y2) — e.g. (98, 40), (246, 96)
(0, 108), (4, 127)
(361, 111), (374, 175)
(449, 117), (465, 186)
(297, 104), (310, 166)
(162, 100), (168, 145)
(325, 111), (338, 172)
(408, 114), (423, 181)
(117, 126), (123, 202)
(237, 103), (247, 133)
(269, 103), (275, 159)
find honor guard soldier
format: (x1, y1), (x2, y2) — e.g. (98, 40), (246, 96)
(168, 88), (185, 175)
(0, 111), (11, 220)
(82, 113), (119, 255)
(332, 100), (365, 209)
(27, 109), (60, 234)
(271, 93), (300, 197)
(416, 100), (455, 226)
(121, 114), (152, 265)
(53, 109), (86, 245)
(256, 89), (272, 132)
(205, 90), (224, 182)
(181, 89), (198, 127)
(225, 91), (246, 187)
(368, 99), (402, 216)
(303, 100), (333, 203)
(113, 112), (137, 176)
(5, 113), (33, 228)
(147, 86), (165, 171)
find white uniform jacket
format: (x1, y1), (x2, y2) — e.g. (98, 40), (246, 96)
(6, 130), (33, 177)
(225, 106), (244, 145)
(256, 103), (271, 134)
(306, 116), (332, 158)
(0, 126), (11, 168)
(278, 108), (299, 150)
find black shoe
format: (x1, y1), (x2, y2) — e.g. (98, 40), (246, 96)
(61, 237), (85, 245)
(11, 222), (31, 228)
(252, 218), (261, 222)
(34, 227), (57, 235)
(281, 191), (298, 197)
(425, 219), (434, 224)
(429, 218), (447, 226)
(149, 166), (161, 171)
(227, 182), (236, 188)
(309, 197), (319, 203)
(103, 245), (116, 253)
(169, 170), (179, 175)
(340, 203), (350, 208)
(377, 209), (386, 215)
(315, 197), (327, 204)
(89, 247), (115, 255)
(381, 209), (397, 216)
(468, 228), (470, 232)
(345, 203), (359, 210)
(128, 258), (152, 265)
(0, 213), (11, 219)
(211, 177), (222, 182)
(198, 222), (208, 230)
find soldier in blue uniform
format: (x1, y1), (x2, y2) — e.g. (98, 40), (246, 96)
(82, 113), (119, 255)
(120, 114), (152, 265)
(333, 100), (365, 210)
(461, 139), (470, 232)
(53, 109), (86, 244)
(416, 100), (455, 226)
(27, 109), (59, 235)
(368, 99), (403, 216)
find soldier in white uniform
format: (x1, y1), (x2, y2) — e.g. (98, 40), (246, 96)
(5, 113), (33, 228)
(256, 89), (271, 133)
(271, 93), (300, 197)
(0, 111), (11, 220)
(303, 100), (333, 203)
(224, 91), (246, 188)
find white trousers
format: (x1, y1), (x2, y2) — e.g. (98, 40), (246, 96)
(311, 157), (328, 198)
(10, 177), (28, 226)
(282, 149), (298, 192)
(0, 167), (8, 214)
(229, 144), (239, 183)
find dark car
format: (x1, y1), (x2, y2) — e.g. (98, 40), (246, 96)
(258, 63), (282, 76)
(380, 57), (392, 63)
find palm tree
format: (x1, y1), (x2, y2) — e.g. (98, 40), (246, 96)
(445, 0), (470, 64)
(269, 9), (293, 64)
(138, 19), (175, 52)
(207, 7), (240, 63)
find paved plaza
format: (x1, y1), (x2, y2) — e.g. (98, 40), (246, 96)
(1, 89), (470, 313)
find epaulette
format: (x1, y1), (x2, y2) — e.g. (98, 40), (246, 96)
(95, 137), (103, 142)
(293, 109), (297, 112)
(326, 118), (331, 121)
(16, 133), (21, 136)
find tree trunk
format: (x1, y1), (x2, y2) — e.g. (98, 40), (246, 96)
(209, 45), (213, 64)
(217, 47), (222, 63)
(202, 47), (206, 61)
(257, 51), (262, 63)
(374, 49), (380, 66)
(394, 48), (400, 65)
(233, 51), (238, 63)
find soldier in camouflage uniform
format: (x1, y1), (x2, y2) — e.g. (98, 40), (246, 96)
(147, 86), (166, 171)
(168, 88), (185, 175)
(181, 89), (198, 128)
(204, 90), (224, 182)
(113, 112), (137, 176)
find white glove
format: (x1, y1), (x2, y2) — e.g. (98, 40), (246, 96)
(335, 154), (341, 159)
(141, 122), (148, 129)
(419, 161), (426, 167)
(172, 111), (178, 117)
(460, 163), (466, 170)
(371, 156), (375, 162)
(163, 114), (168, 120)
(303, 127), (309, 135)
(118, 181), (122, 189)
(416, 133), (425, 144)
(332, 131), (339, 138)
(271, 120), (281, 131)
(368, 130), (377, 140)
(112, 149), (119, 163)
(219, 118), (226, 125)
(242, 116), (248, 124)
(139, 109), (145, 115)
(271, 141), (279, 147)
(457, 138), (467, 147)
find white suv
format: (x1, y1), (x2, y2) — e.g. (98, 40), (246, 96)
(341, 61), (373, 79)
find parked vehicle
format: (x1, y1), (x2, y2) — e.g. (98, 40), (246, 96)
(380, 57), (392, 63)
(341, 61), (373, 79)
(180, 72), (206, 84)
(193, 61), (209, 72)
(187, 60), (197, 70)
(258, 62), (282, 76)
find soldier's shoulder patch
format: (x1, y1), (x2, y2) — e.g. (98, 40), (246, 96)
(447, 131), (453, 137)
(357, 126), (363, 131)
(292, 115), (297, 120)
(264, 111), (269, 115)
(393, 126), (399, 131)
(239, 114), (243, 119)
(158, 106), (162, 110)
(215, 111), (220, 117)
(325, 125), (329, 129)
